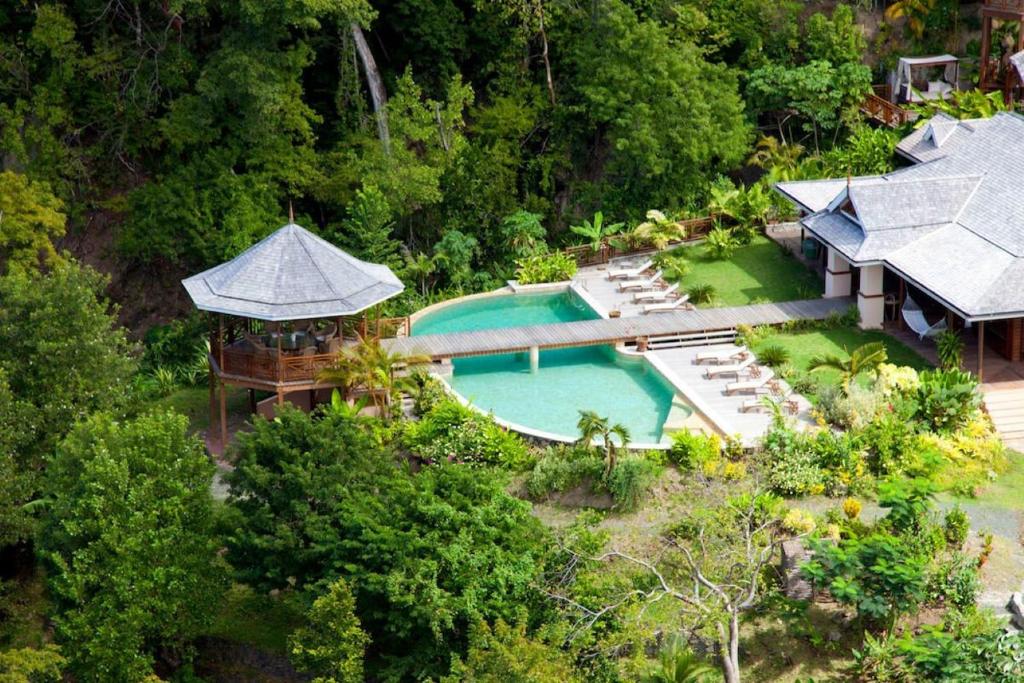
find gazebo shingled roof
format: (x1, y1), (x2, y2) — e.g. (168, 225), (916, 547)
(182, 223), (404, 322)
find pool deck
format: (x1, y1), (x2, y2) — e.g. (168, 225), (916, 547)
(647, 344), (816, 446)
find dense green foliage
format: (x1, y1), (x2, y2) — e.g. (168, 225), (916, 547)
(0, 261), (136, 545)
(39, 411), (225, 681)
(226, 407), (550, 678)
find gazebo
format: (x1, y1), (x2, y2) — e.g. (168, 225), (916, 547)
(182, 221), (405, 448)
(890, 55), (960, 103)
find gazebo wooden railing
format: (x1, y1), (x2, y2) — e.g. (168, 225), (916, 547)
(219, 347), (340, 385)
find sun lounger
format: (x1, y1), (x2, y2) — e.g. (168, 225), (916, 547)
(694, 345), (748, 365)
(634, 282), (679, 302)
(606, 259), (653, 280)
(703, 355), (755, 379)
(642, 295), (692, 313)
(725, 369), (775, 395)
(618, 269), (664, 292)
(741, 389), (800, 414)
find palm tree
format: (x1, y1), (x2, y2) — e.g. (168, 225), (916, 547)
(570, 211), (624, 253)
(631, 209), (683, 249)
(747, 135), (804, 176)
(403, 252), (436, 297)
(577, 410), (630, 478)
(319, 335), (429, 420)
(884, 0), (936, 39)
(641, 635), (715, 683)
(809, 341), (888, 391)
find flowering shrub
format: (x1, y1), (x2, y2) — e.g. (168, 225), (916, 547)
(876, 363), (920, 397)
(783, 508), (816, 534)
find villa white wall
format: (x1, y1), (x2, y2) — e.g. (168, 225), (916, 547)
(824, 247), (852, 298)
(858, 264), (885, 329)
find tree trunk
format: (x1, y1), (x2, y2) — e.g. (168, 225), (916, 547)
(537, 1), (556, 105)
(718, 617), (742, 683)
(351, 23), (390, 154)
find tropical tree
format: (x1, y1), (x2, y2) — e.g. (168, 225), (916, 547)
(499, 210), (547, 259)
(809, 341), (888, 391)
(629, 209), (682, 250)
(884, 0), (938, 39)
(577, 410), (630, 478)
(641, 635), (715, 683)
(748, 136), (805, 176)
(289, 578), (369, 683)
(403, 252), (437, 296)
(570, 211), (624, 253)
(39, 411), (225, 681)
(0, 171), (66, 274)
(319, 335), (429, 419)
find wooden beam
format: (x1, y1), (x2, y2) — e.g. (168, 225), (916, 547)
(978, 320), (986, 383)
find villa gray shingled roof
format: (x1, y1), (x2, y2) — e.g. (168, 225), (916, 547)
(182, 223), (404, 321)
(777, 112), (1024, 320)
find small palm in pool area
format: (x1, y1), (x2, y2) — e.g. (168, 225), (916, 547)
(577, 410), (631, 478)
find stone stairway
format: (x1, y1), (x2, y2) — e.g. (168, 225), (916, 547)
(982, 386), (1024, 451)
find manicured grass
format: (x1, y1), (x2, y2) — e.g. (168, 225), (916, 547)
(962, 449), (1024, 510)
(749, 326), (933, 398)
(666, 234), (823, 307)
(205, 584), (306, 654)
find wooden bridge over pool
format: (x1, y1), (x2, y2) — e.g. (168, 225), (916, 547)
(383, 297), (856, 361)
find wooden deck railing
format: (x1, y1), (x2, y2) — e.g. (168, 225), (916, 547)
(861, 91), (911, 128)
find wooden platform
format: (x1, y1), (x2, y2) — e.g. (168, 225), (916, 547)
(384, 297), (856, 360)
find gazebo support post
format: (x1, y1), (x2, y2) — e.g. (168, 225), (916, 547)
(219, 380), (228, 452)
(978, 321), (986, 383)
(248, 388), (257, 414)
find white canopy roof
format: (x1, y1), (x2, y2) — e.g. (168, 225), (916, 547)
(898, 54), (958, 67)
(182, 223), (404, 321)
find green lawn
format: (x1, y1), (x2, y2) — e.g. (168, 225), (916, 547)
(749, 327), (932, 395)
(205, 584), (306, 654)
(146, 385), (249, 432)
(665, 234), (823, 306)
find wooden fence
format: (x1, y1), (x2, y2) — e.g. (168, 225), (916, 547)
(562, 216), (718, 266)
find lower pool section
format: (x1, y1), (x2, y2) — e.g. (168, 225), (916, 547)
(448, 346), (675, 444)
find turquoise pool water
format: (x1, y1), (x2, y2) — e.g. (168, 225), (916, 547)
(449, 346), (674, 443)
(413, 290), (598, 336)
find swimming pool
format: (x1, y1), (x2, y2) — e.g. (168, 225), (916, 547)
(449, 346), (676, 444)
(412, 289), (599, 336)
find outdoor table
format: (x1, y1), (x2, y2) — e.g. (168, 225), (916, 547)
(263, 331), (314, 351)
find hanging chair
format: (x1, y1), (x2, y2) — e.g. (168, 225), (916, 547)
(902, 295), (948, 340)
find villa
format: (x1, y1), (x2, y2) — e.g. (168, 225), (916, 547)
(776, 111), (1024, 381)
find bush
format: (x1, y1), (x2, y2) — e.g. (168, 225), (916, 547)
(704, 226), (739, 259)
(686, 283), (716, 305)
(604, 455), (661, 511)
(914, 369), (981, 433)
(944, 506), (970, 549)
(927, 552), (980, 610)
(878, 477), (935, 535)
(525, 447), (604, 500)
(142, 314), (207, 378)
(936, 330), (964, 371)
(404, 399), (532, 469)
(756, 344), (790, 368)
(668, 430), (720, 471)
(514, 251), (578, 285)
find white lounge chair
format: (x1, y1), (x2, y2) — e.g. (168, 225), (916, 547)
(704, 355), (756, 379)
(726, 369), (775, 396)
(607, 259), (653, 280)
(695, 345), (748, 365)
(642, 295), (691, 314)
(618, 269), (664, 292)
(634, 282), (679, 302)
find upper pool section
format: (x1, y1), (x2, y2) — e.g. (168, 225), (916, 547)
(412, 289), (599, 336)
